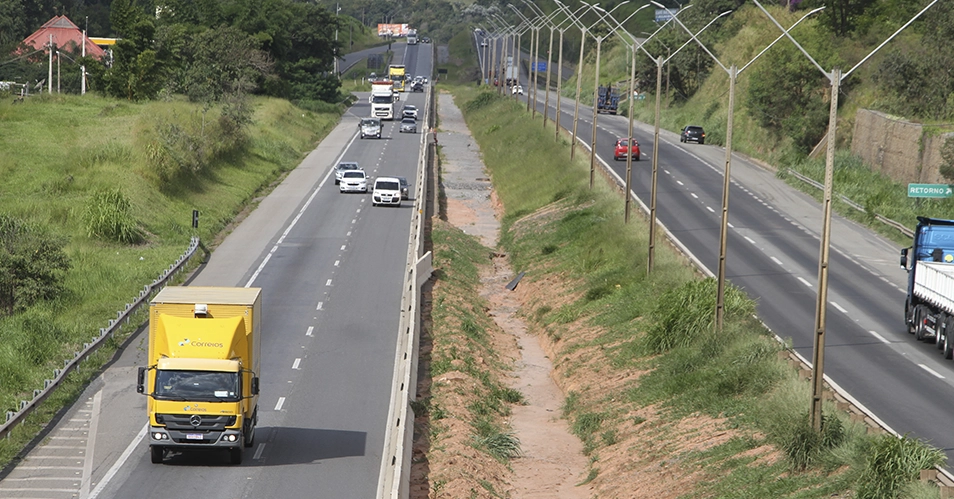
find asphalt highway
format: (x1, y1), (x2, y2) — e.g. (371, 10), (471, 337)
(0, 42), (433, 499)
(480, 30), (954, 465)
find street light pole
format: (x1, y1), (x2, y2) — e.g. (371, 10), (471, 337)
(334, 3), (341, 78)
(751, 0), (939, 432)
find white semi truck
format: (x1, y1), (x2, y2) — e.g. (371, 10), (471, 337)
(902, 217), (954, 357)
(369, 80), (397, 120)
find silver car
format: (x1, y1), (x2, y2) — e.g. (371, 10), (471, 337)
(400, 117), (417, 134)
(334, 162), (360, 185)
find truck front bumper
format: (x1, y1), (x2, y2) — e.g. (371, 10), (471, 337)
(149, 426), (242, 448)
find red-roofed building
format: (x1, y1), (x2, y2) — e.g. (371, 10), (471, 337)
(22, 15), (106, 60)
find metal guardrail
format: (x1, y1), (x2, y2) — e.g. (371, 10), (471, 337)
(0, 236), (204, 441)
(377, 63), (436, 499)
(785, 169), (914, 238)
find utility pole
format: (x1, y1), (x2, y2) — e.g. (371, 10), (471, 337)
(48, 34), (53, 94)
(81, 17), (87, 95)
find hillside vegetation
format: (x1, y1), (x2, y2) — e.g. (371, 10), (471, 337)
(0, 93), (340, 467)
(421, 82), (948, 498)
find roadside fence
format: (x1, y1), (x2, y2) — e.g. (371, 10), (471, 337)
(0, 237), (205, 442)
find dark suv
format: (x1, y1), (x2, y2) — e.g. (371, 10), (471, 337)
(680, 125), (705, 145)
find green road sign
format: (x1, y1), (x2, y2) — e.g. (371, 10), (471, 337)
(908, 184), (953, 198)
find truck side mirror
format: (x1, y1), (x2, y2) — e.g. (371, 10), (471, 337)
(137, 367), (146, 394)
(900, 247), (909, 269)
(251, 377), (259, 396)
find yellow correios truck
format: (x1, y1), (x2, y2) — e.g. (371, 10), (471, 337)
(137, 286), (261, 465)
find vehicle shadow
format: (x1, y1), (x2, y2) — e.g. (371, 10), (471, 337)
(159, 426), (367, 466)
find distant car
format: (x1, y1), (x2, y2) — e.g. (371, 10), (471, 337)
(360, 117), (382, 139)
(402, 105), (418, 120)
(511, 85), (524, 95)
(680, 125), (706, 144)
(396, 176), (410, 199)
(411, 81), (424, 92)
(400, 117), (418, 133)
(421, 37), (430, 43)
(614, 138), (640, 161)
(372, 177), (403, 207)
(339, 169), (368, 193)
(480, 40), (488, 47)
(334, 162), (360, 185)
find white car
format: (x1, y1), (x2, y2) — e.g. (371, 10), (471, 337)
(339, 169), (368, 193)
(372, 177), (403, 206)
(402, 105), (418, 121)
(334, 162), (360, 185)
(511, 85), (524, 95)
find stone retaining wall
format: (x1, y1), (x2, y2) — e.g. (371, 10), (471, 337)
(851, 109), (954, 184)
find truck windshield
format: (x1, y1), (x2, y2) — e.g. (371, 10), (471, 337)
(154, 370), (240, 402)
(371, 95), (393, 104)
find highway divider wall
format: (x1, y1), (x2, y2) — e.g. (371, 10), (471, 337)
(377, 58), (437, 499)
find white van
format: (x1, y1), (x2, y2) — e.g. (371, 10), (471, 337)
(372, 177), (403, 207)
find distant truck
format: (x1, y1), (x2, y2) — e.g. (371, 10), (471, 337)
(389, 64), (406, 92)
(138, 286), (262, 465)
(370, 80), (397, 120)
(407, 29), (418, 45)
(505, 56), (517, 87)
(902, 216), (954, 356)
(597, 85), (620, 115)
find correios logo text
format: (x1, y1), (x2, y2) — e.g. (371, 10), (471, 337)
(178, 338), (224, 348)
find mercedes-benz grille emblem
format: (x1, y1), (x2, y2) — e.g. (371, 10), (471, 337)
(190, 415), (202, 427)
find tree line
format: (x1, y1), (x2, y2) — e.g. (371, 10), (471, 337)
(0, 0), (343, 104)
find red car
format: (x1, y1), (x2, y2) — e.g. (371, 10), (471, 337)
(614, 138), (640, 161)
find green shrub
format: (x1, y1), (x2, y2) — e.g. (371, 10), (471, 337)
(782, 413), (846, 471)
(856, 434), (946, 499)
(0, 215), (71, 315)
(644, 278), (755, 353)
(83, 188), (144, 244)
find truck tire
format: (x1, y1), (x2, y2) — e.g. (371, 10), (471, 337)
(914, 306), (927, 341)
(150, 446), (164, 464)
(938, 314), (949, 349)
(944, 328), (954, 359)
(229, 447), (243, 465)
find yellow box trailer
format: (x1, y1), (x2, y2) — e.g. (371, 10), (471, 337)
(137, 286), (261, 464)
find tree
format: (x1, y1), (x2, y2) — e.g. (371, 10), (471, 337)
(0, 215), (70, 315)
(747, 42), (832, 153)
(803, 0), (877, 37)
(176, 25), (272, 102)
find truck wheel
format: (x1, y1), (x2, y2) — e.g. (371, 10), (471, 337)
(945, 331), (954, 360)
(938, 314), (949, 349)
(229, 447), (243, 465)
(150, 446), (164, 464)
(914, 306), (927, 341)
